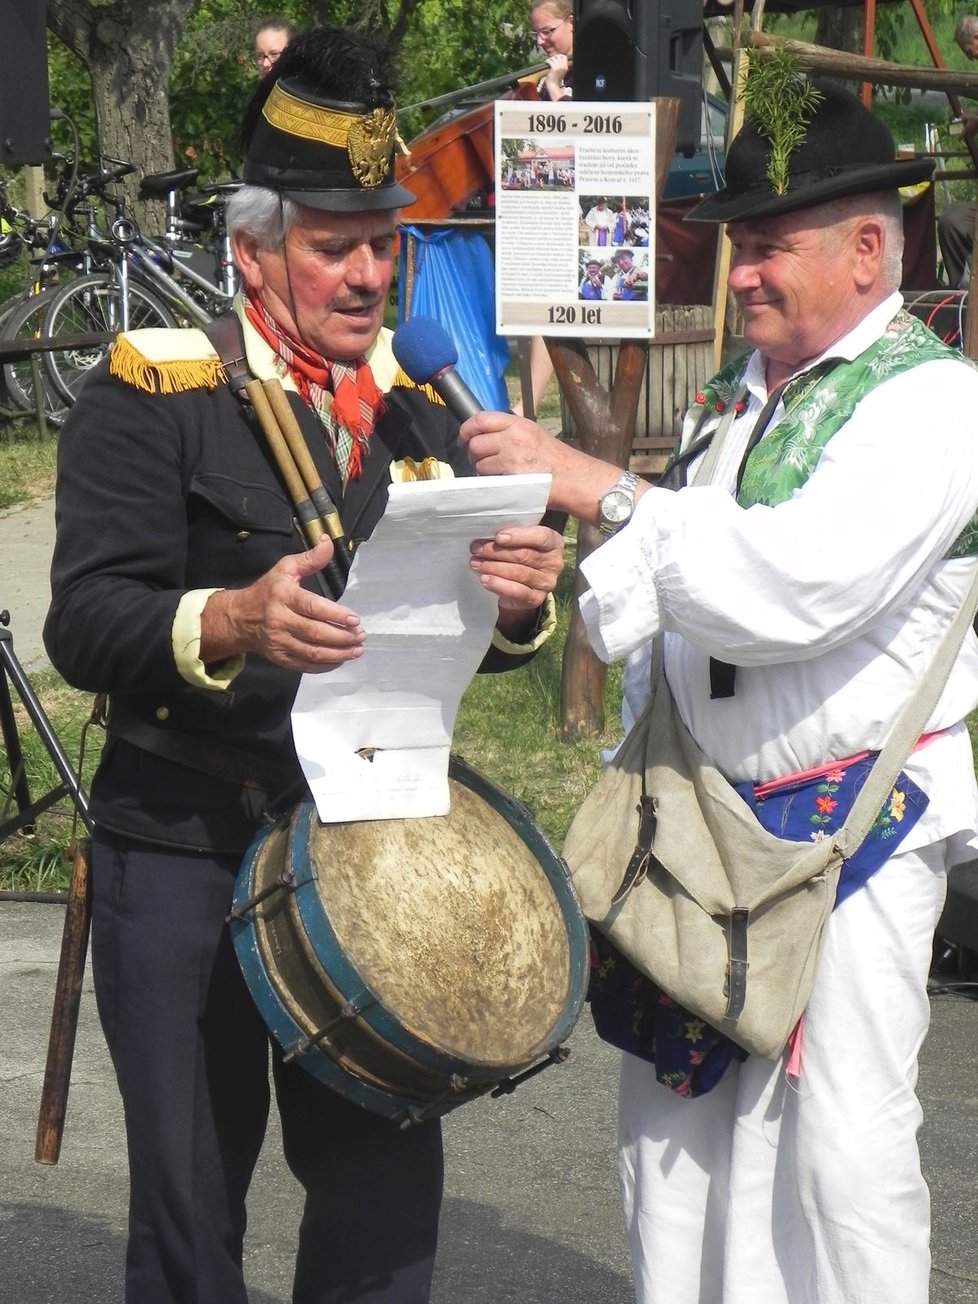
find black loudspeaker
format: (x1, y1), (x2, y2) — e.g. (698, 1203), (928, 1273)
(573, 0), (703, 155)
(0, 0), (52, 167)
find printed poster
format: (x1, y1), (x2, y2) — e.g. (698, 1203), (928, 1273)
(495, 100), (656, 340)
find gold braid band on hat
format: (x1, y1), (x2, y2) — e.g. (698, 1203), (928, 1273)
(262, 82), (396, 188)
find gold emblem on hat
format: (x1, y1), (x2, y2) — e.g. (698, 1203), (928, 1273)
(347, 107), (396, 188)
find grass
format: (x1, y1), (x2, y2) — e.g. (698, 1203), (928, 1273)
(0, 670), (104, 892)
(0, 426), (56, 510)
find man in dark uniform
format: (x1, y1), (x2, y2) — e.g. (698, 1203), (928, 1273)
(43, 27), (561, 1304)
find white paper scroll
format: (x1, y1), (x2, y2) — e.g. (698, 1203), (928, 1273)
(291, 473), (552, 823)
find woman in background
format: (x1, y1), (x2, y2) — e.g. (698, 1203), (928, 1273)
(530, 0), (573, 102)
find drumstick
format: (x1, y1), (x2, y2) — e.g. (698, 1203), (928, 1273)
(243, 379), (346, 600)
(261, 380), (353, 576)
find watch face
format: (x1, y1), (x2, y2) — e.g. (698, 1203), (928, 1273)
(602, 488), (632, 523)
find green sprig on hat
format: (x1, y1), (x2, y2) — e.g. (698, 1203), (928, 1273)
(741, 51), (824, 196)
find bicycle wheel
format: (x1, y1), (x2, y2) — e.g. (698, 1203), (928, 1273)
(0, 289), (71, 427)
(41, 272), (175, 407)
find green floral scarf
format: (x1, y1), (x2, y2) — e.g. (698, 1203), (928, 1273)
(678, 310), (978, 559)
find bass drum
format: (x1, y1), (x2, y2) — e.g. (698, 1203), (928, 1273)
(231, 756), (589, 1125)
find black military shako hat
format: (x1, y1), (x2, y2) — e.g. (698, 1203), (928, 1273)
(243, 28), (415, 212)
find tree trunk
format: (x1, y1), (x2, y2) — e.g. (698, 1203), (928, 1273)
(559, 525), (610, 740)
(813, 4), (864, 95)
(48, 0), (201, 233)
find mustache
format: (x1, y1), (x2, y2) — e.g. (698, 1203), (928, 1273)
(332, 295), (382, 313)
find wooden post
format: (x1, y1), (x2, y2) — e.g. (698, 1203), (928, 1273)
(861, 0), (876, 107)
(35, 839), (92, 1166)
(712, 51), (747, 371)
(22, 167), (47, 219)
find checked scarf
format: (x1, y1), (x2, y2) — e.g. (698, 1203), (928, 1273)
(244, 292), (384, 484)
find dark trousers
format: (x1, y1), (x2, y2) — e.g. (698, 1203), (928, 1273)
(937, 200), (976, 289)
(90, 831), (444, 1304)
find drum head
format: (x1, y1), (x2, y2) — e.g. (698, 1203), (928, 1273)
(297, 773), (571, 1067)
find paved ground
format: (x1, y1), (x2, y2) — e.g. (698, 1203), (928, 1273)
(0, 494), (55, 673)
(1, 899), (977, 1304)
(1, 496), (977, 1301)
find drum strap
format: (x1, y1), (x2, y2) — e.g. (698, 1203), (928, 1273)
(204, 311), (253, 396)
(106, 698), (299, 793)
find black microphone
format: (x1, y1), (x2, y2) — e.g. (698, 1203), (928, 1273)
(391, 316), (568, 539)
(391, 316), (484, 423)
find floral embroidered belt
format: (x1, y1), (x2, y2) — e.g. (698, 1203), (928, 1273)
(735, 748), (929, 907)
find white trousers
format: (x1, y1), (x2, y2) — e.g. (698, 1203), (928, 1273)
(617, 841), (952, 1304)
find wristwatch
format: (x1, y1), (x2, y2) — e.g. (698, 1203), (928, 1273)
(597, 471), (640, 537)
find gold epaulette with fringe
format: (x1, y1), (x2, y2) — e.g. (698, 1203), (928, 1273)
(109, 329), (226, 395)
(390, 368), (445, 407)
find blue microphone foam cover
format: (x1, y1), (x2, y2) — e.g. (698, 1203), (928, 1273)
(391, 316), (458, 385)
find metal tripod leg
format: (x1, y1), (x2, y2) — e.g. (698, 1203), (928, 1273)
(0, 620), (91, 841)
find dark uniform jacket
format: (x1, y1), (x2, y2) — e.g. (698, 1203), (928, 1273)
(44, 326), (539, 854)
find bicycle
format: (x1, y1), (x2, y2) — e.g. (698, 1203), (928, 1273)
(141, 168), (241, 302)
(40, 166), (240, 407)
(0, 166), (92, 426)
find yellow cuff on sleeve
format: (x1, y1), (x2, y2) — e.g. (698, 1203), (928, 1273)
(172, 589), (245, 690)
(490, 592), (558, 655)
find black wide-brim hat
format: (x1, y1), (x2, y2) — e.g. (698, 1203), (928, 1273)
(688, 81), (934, 224)
(244, 76), (416, 212)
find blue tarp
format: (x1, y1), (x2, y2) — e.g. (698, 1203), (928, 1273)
(397, 225), (510, 411)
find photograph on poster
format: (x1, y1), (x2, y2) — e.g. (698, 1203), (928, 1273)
(578, 195), (650, 247)
(605, 247), (650, 300)
(578, 248), (650, 301)
(578, 255), (611, 301)
(500, 139), (576, 191)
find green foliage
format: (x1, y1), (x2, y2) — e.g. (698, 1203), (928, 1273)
(47, 36), (98, 167)
(741, 48), (824, 196)
(0, 252), (28, 306)
(873, 0), (955, 63)
(397, 0), (532, 139)
(165, 0), (536, 180)
(169, 6), (259, 179)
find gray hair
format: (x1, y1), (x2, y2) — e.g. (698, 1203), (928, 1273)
(818, 190), (905, 291)
(956, 14), (978, 47)
(226, 185), (301, 251)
